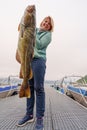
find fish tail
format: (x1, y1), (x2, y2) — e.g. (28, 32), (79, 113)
(25, 86), (31, 98)
(19, 85), (31, 98)
(19, 85), (25, 98)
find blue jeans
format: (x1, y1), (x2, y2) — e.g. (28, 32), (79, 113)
(26, 58), (46, 118)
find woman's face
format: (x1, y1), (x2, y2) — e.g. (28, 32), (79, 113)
(40, 17), (51, 31)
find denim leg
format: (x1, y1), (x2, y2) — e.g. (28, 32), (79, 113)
(36, 89), (45, 118)
(32, 58), (46, 118)
(26, 78), (35, 115)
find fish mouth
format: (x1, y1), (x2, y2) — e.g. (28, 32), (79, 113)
(26, 5), (35, 13)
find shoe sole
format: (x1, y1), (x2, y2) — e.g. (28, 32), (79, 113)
(16, 118), (34, 127)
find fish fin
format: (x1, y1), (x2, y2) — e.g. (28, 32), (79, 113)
(19, 85), (31, 98)
(29, 68), (33, 79)
(19, 66), (23, 78)
(15, 49), (21, 64)
(19, 85), (25, 98)
(18, 24), (20, 31)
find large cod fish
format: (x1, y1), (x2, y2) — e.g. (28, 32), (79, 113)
(16, 5), (36, 98)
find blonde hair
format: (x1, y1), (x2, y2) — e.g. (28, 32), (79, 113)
(40, 16), (54, 32)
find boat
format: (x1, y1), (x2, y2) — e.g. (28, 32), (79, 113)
(67, 84), (87, 107)
(53, 75), (86, 93)
(51, 75), (87, 107)
(52, 76), (81, 96)
(0, 75), (22, 98)
(0, 84), (19, 98)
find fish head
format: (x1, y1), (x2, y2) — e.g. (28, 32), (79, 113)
(23, 5), (36, 27)
(26, 5), (35, 13)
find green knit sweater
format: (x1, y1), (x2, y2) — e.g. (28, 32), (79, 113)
(34, 28), (52, 60)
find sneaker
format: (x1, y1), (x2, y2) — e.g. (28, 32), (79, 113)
(17, 115), (34, 127)
(34, 118), (44, 130)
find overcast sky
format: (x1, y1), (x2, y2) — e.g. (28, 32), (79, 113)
(0, 0), (87, 80)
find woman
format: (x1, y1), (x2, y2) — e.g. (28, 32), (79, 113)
(17, 16), (54, 130)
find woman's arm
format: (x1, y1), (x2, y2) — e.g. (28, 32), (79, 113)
(36, 32), (52, 50)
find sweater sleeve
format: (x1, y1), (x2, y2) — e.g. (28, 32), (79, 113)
(36, 32), (52, 50)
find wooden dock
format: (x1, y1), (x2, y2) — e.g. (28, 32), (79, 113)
(0, 85), (87, 130)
